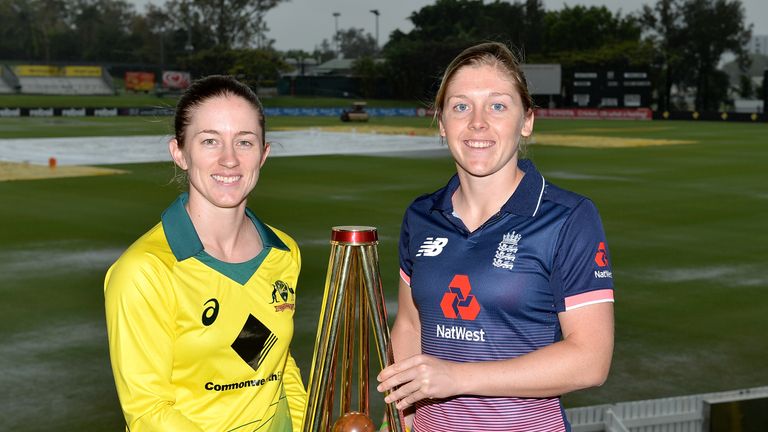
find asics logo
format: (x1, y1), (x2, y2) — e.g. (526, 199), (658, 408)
(202, 298), (220, 326)
(417, 237), (448, 257)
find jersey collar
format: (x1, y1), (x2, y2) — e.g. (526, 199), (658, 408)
(431, 159), (546, 218)
(161, 192), (288, 262)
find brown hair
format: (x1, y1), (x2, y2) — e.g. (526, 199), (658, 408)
(433, 42), (534, 119)
(174, 75), (265, 148)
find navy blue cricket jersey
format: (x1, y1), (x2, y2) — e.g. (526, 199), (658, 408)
(399, 159), (614, 432)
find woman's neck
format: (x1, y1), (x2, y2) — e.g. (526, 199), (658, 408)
(185, 197), (262, 263)
(452, 164), (524, 232)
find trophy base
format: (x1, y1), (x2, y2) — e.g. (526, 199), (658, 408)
(332, 411), (376, 432)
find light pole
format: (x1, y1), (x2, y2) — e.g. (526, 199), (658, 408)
(158, 22), (166, 73)
(332, 12), (340, 58)
(181, 0), (194, 52)
(369, 9), (380, 52)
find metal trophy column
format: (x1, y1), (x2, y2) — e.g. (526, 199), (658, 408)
(303, 226), (405, 432)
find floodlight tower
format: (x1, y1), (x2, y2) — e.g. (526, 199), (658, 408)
(369, 9), (380, 52)
(332, 12), (341, 57)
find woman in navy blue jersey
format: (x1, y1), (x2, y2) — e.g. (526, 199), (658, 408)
(377, 42), (615, 432)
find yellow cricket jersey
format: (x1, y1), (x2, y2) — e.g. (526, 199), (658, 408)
(105, 193), (307, 432)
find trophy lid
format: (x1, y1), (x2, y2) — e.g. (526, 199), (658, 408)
(331, 226), (378, 245)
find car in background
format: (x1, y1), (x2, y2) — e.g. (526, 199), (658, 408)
(340, 101), (369, 122)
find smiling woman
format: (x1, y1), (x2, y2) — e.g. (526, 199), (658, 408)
(104, 75), (307, 432)
(169, 94), (270, 224)
(377, 42), (615, 432)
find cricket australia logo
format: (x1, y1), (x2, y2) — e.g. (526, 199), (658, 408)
(492, 231), (521, 270)
(270, 280), (295, 312)
(417, 237), (448, 257)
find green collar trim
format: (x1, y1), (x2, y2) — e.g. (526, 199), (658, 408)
(160, 193), (289, 284)
(195, 250), (269, 285)
(161, 193), (203, 261)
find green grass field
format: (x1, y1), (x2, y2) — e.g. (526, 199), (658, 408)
(0, 114), (766, 431)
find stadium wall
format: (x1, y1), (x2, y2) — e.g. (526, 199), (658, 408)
(567, 386), (768, 432)
(0, 105), (765, 122)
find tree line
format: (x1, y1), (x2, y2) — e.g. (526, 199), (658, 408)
(0, 0), (754, 110)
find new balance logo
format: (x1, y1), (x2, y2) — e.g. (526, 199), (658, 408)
(416, 237), (448, 257)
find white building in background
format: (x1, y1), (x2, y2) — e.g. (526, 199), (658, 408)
(747, 35), (768, 56)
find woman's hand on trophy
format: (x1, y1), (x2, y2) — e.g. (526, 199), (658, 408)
(376, 354), (461, 409)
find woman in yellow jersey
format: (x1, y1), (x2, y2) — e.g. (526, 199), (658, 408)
(105, 75), (306, 432)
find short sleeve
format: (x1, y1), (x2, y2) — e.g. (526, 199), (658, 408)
(551, 199), (614, 312)
(398, 209), (413, 286)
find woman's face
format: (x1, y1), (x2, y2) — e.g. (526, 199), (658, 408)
(170, 95), (269, 211)
(439, 63), (533, 179)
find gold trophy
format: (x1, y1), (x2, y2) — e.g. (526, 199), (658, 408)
(303, 226), (405, 432)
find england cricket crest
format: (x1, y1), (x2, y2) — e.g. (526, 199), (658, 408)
(492, 231), (521, 270)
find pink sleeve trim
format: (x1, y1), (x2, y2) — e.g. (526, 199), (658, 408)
(399, 268), (411, 286)
(565, 289), (614, 311)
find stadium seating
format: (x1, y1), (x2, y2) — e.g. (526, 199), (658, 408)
(5, 65), (115, 95)
(16, 76), (113, 95)
(0, 79), (13, 93)
(0, 65), (19, 93)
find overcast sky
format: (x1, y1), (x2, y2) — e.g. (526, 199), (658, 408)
(132, 0), (768, 52)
